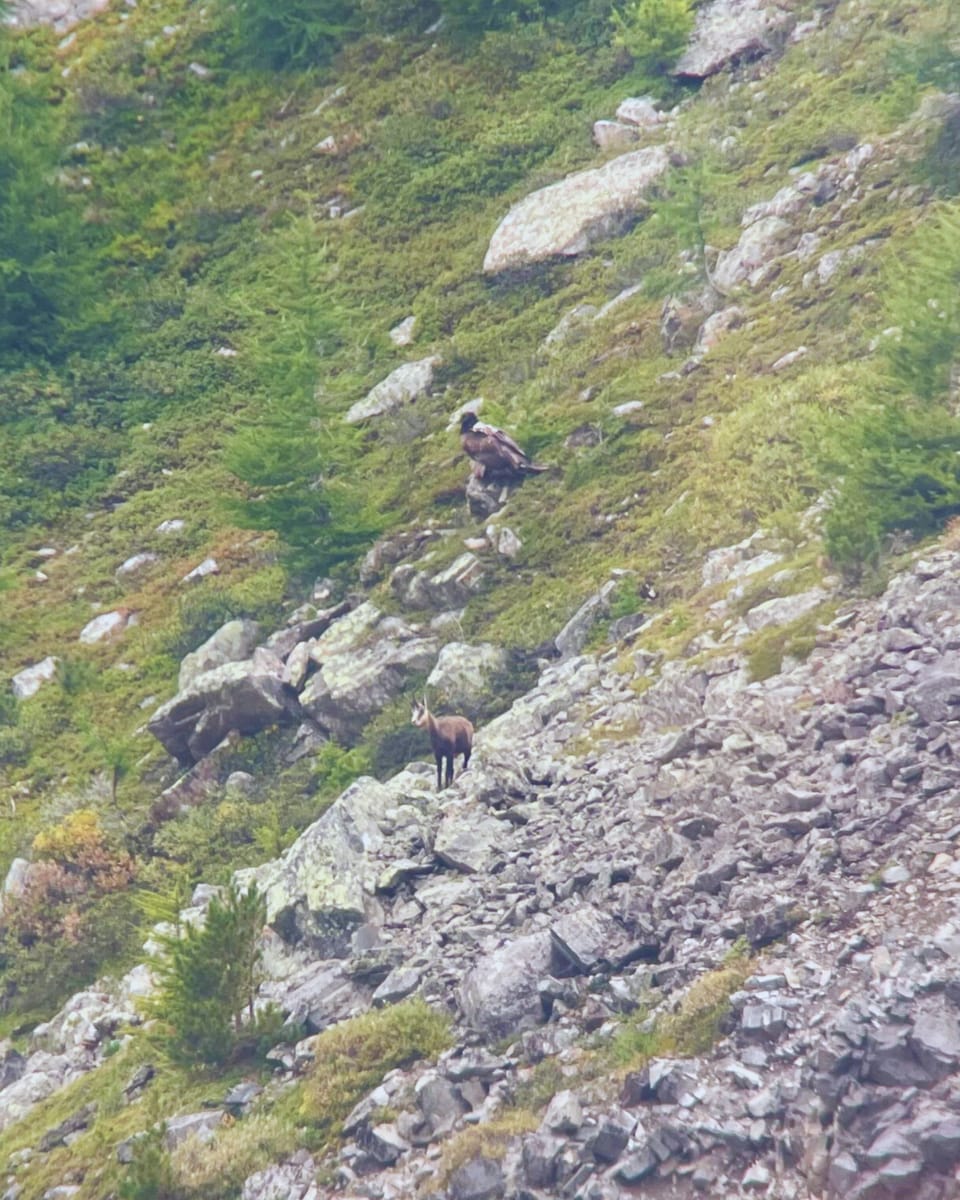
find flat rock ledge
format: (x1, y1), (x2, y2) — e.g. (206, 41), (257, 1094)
(482, 146), (670, 274)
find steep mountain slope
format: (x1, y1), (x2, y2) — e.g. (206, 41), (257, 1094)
(1, 0), (960, 1196)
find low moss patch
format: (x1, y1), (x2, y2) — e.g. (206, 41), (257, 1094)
(300, 998), (452, 1142)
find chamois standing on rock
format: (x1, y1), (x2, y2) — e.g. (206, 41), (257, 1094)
(411, 697), (473, 790)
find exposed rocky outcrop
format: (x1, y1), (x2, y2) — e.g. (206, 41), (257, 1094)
(148, 648), (297, 765)
(674, 0), (794, 80)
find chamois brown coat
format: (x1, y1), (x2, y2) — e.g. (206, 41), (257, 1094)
(411, 698), (473, 790)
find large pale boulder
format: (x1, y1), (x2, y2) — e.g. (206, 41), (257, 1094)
(148, 648), (296, 765)
(459, 932), (552, 1039)
(78, 609), (136, 645)
(483, 146), (670, 274)
(178, 618), (262, 691)
(674, 0), (792, 80)
(345, 356), (440, 424)
(236, 776), (394, 953)
(299, 634), (438, 742)
(426, 642), (509, 710)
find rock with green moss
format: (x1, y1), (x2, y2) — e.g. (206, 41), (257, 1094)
(345, 356), (441, 425)
(426, 641), (508, 710)
(300, 633), (438, 741)
(237, 775), (392, 952)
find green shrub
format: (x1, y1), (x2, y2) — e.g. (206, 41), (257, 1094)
(821, 401), (960, 569)
(226, 0), (361, 68)
(0, 31), (104, 362)
(820, 205), (960, 569)
(152, 884), (266, 1065)
(119, 1125), (177, 1200)
(610, 0), (694, 77)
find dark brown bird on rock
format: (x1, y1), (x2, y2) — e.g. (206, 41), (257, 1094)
(459, 411), (548, 480)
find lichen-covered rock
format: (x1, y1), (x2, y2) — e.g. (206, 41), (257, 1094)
(299, 633), (438, 741)
(426, 642), (509, 710)
(178, 618), (262, 691)
(483, 146), (670, 273)
(148, 648), (296, 765)
(236, 776), (397, 953)
(392, 553), (487, 612)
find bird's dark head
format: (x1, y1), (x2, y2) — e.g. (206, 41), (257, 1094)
(459, 411), (480, 434)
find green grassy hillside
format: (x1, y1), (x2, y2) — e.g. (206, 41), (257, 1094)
(0, 0), (958, 1027)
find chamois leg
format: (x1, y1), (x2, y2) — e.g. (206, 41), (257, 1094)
(461, 747), (471, 773)
(445, 754), (454, 788)
(435, 753), (443, 791)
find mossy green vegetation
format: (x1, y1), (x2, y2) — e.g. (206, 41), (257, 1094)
(607, 945), (751, 1068)
(300, 997), (452, 1135)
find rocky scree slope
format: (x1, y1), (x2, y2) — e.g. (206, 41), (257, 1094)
(5, 543), (960, 1199)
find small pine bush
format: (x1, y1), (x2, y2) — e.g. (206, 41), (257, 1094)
(610, 0), (694, 77)
(153, 884), (267, 1065)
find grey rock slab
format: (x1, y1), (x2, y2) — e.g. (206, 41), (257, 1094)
(591, 1108), (637, 1162)
(549, 906), (632, 973)
(522, 1132), (566, 1187)
(907, 1012), (960, 1079)
(434, 805), (507, 874)
(908, 658), (960, 724)
(542, 1089), (583, 1134)
(345, 356), (440, 424)
(483, 146), (670, 273)
(674, 0), (793, 80)
(863, 1026), (938, 1088)
(592, 120), (639, 151)
(416, 1072), (467, 1136)
(459, 932), (553, 1039)
(116, 551), (159, 583)
(371, 966), (422, 1007)
(743, 588), (829, 632)
(616, 96), (668, 127)
(555, 580), (618, 658)
(78, 608), (136, 645)
(741, 1003), (788, 1042)
(179, 618), (262, 691)
(164, 1110), (225, 1150)
(426, 642), (508, 710)
(149, 649), (294, 765)
(448, 1156), (505, 1200)
(361, 1122), (410, 1166)
(713, 215), (795, 293)
(300, 634), (438, 741)
(12, 656), (59, 701)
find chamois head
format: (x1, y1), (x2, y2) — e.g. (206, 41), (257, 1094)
(411, 696), (430, 728)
